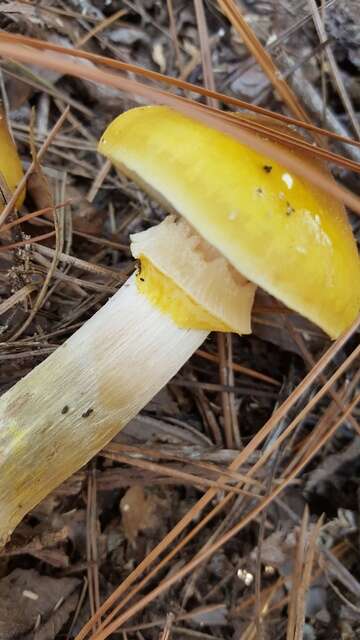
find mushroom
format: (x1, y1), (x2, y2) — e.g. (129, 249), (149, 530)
(0, 106), (359, 545)
(0, 111), (24, 209)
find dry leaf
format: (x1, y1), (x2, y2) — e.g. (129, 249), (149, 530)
(305, 438), (360, 494)
(4, 74), (32, 110)
(0, 569), (79, 639)
(1, 524), (71, 568)
(231, 65), (269, 100)
(27, 166), (53, 212)
(31, 591), (79, 640)
(253, 290), (327, 355)
(258, 531), (287, 567)
(109, 25), (150, 46)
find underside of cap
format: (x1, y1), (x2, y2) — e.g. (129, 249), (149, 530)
(131, 216), (256, 334)
(99, 106), (360, 338)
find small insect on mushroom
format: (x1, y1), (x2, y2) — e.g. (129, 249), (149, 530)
(0, 105), (359, 545)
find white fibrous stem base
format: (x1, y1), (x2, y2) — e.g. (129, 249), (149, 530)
(0, 275), (207, 545)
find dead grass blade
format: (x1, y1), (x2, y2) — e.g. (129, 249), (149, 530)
(217, 333), (237, 447)
(86, 158), (112, 203)
(242, 583), (284, 640)
(159, 612), (175, 640)
(34, 244), (121, 279)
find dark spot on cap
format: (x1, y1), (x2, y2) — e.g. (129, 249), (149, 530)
(61, 405), (69, 415)
(286, 202), (295, 216)
(82, 408), (94, 418)
(263, 165), (272, 173)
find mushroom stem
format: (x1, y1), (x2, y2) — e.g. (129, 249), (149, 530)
(0, 274), (207, 545)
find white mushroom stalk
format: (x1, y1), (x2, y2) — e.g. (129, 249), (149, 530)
(0, 218), (254, 545)
(0, 276), (205, 545)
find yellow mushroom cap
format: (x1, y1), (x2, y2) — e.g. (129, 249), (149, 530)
(0, 112), (24, 209)
(98, 105), (360, 339)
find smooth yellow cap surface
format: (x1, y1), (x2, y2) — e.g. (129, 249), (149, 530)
(0, 112), (24, 209)
(99, 106), (360, 338)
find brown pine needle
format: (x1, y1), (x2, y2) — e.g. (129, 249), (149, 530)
(217, 0), (313, 125)
(2, 33), (360, 180)
(1, 39), (360, 215)
(101, 448), (258, 498)
(196, 349), (281, 386)
(104, 442), (260, 487)
(0, 198), (80, 234)
(194, 0), (218, 108)
(250, 343), (360, 477)
(91, 344), (360, 638)
(1, 30), (360, 162)
(0, 230), (55, 252)
(307, 0), (360, 140)
(75, 8), (127, 48)
(76, 317), (360, 640)
(287, 508), (309, 640)
(0, 284), (36, 316)
(4, 31), (360, 150)
(166, 0), (181, 70)
(86, 465), (101, 632)
(82, 391), (359, 640)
